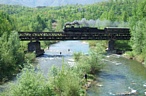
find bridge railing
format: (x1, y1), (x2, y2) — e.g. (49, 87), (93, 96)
(18, 27), (131, 41)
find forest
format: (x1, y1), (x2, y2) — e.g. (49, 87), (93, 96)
(0, 0), (146, 95)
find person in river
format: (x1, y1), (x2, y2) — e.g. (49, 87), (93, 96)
(84, 74), (87, 82)
(60, 52), (62, 55)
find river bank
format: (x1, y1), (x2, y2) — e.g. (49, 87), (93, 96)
(1, 41), (146, 96)
(123, 52), (146, 67)
(87, 53), (146, 96)
(0, 40), (103, 96)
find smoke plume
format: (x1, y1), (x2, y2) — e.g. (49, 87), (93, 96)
(65, 18), (129, 28)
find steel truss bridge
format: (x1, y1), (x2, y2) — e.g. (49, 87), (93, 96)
(18, 31), (130, 41)
(18, 28), (131, 56)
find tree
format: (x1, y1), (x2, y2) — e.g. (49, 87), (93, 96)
(0, 11), (14, 36)
(32, 15), (47, 32)
(121, 11), (128, 22)
(0, 32), (24, 81)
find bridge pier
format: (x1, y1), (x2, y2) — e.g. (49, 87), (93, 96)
(108, 40), (115, 51)
(28, 41), (44, 56)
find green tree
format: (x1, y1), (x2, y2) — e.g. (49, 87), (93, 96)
(32, 15), (47, 31)
(121, 11), (128, 22)
(0, 11), (14, 36)
(108, 7), (116, 21)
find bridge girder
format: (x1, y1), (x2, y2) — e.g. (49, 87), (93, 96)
(18, 32), (131, 41)
(18, 29), (131, 55)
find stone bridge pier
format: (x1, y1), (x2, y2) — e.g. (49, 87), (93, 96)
(28, 41), (44, 56)
(108, 40), (115, 51)
(106, 39), (116, 53)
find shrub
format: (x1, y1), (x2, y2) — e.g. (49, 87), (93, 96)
(24, 52), (36, 62)
(49, 65), (81, 96)
(0, 32), (25, 82)
(1, 66), (53, 96)
(73, 52), (82, 62)
(87, 52), (103, 74)
(74, 43), (104, 75)
(124, 51), (134, 59)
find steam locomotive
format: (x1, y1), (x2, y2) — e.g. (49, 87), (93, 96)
(63, 22), (104, 33)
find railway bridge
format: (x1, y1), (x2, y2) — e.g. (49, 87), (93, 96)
(18, 27), (131, 56)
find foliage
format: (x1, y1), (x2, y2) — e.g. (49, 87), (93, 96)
(0, 0), (142, 57)
(0, 11), (15, 36)
(1, 66), (53, 96)
(24, 52), (36, 63)
(114, 40), (131, 51)
(1, 63), (84, 96)
(0, 0), (146, 95)
(50, 65), (81, 96)
(73, 52), (83, 62)
(124, 51), (134, 59)
(0, 0), (137, 32)
(0, 31), (24, 82)
(128, 0), (146, 61)
(74, 43), (104, 75)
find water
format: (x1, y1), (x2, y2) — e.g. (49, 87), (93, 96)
(1, 40), (146, 96)
(88, 55), (146, 96)
(37, 41), (146, 95)
(36, 41), (89, 76)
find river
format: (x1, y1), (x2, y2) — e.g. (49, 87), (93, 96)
(1, 40), (146, 95)
(37, 40), (146, 96)
(36, 41), (89, 76)
(88, 55), (146, 96)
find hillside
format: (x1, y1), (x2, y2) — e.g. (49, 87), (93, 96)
(0, 0), (105, 7)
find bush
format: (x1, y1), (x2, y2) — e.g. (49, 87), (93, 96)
(1, 41), (104, 96)
(0, 32), (25, 82)
(1, 66), (53, 96)
(73, 52), (82, 62)
(24, 52), (36, 62)
(87, 52), (103, 74)
(74, 43), (104, 75)
(124, 51), (134, 59)
(76, 52), (103, 75)
(49, 65), (81, 96)
(1, 63), (85, 96)
(76, 56), (91, 75)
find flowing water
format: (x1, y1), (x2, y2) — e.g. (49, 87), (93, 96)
(36, 41), (89, 76)
(88, 55), (146, 96)
(37, 41), (146, 96)
(1, 40), (146, 96)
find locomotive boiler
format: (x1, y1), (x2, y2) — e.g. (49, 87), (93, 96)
(63, 22), (104, 33)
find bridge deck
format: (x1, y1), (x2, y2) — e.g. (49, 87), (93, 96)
(18, 31), (131, 41)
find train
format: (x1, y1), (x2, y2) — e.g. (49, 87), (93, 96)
(63, 22), (103, 33)
(63, 22), (130, 34)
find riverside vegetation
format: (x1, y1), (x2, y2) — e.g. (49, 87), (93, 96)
(0, 0), (146, 95)
(0, 43), (104, 96)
